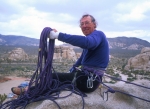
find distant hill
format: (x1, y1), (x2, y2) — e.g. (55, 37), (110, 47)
(63, 36), (150, 50)
(1, 34), (150, 59)
(0, 34), (39, 46)
(107, 36), (150, 50)
(0, 34), (150, 50)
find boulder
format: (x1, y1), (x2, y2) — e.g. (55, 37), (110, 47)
(7, 48), (28, 61)
(53, 45), (80, 61)
(141, 47), (150, 53)
(125, 47), (150, 71)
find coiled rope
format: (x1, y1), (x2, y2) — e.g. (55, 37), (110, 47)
(0, 27), (85, 109)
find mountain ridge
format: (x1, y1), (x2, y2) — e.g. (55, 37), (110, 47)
(0, 34), (150, 50)
(0, 34), (39, 46)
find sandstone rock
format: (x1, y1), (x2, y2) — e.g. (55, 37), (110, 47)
(125, 47), (150, 71)
(53, 53), (62, 61)
(53, 45), (78, 61)
(127, 44), (143, 50)
(76, 53), (82, 59)
(141, 47), (150, 53)
(25, 80), (150, 109)
(7, 48), (28, 61)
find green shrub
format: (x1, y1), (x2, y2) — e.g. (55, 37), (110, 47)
(0, 94), (7, 104)
(127, 78), (134, 82)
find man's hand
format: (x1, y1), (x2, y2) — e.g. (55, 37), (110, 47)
(70, 67), (76, 73)
(49, 29), (59, 39)
(68, 67), (76, 73)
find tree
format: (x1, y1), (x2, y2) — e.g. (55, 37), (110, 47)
(6, 58), (12, 65)
(133, 70), (138, 79)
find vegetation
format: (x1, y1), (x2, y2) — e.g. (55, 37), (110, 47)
(109, 49), (141, 58)
(0, 45), (149, 83)
(0, 94), (7, 105)
(0, 45), (38, 56)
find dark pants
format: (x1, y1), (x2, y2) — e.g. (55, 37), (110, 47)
(52, 71), (100, 93)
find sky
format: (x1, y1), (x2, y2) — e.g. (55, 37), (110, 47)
(0, 0), (150, 45)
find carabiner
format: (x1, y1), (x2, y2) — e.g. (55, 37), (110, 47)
(103, 91), (109, 101)
(87, 76), (93, 88)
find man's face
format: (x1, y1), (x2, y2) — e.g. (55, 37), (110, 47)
(80, 16), (95, 36)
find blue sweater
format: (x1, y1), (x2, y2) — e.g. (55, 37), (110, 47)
(58, 30), (109, 69)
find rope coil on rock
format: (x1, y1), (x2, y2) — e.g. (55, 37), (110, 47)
(0, 27), (85, 109)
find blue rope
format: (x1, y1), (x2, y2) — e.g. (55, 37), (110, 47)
(104, 74), (150, 89)
(101, 74), (150, 102)
(0, 27), (85, 109)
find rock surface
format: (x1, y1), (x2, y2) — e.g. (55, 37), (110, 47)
(25, 80), (150, 109)
(53, 45), (81, 61)
(5, 46), (81, 62)
(7, 48), (29, 61)
(125, 47), (150, 71)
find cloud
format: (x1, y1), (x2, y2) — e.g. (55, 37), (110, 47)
(0, 0), (150, 43)
(115, 1), (150, 22)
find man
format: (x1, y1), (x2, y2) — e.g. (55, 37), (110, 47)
(11, 14), (109, 94)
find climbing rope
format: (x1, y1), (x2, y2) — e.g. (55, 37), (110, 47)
(0, 27), (85, 109)
(101, 74), (150, 102)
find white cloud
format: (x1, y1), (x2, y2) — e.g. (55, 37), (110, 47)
(0, 0), (150, 43)
(115, 1), (150, 22)
(0, 6), (83, 40)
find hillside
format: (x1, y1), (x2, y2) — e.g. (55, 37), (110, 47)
(0, 34), (39, 46)
(108, 36), (150, 50)
(61, 36), (150, 50)
(1, 34), (150, 53)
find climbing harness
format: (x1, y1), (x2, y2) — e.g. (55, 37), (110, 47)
(79, 66), (104, 89)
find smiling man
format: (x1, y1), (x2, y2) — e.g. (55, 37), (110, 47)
(49, 14), (109, 93)
(80, 15), (96, 36)
(52, 14), (109, 69)
(11, 14), (109, 95)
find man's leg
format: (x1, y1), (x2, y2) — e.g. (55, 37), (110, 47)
(52, 72), (75, 82)
(11, 72), (75, 95)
